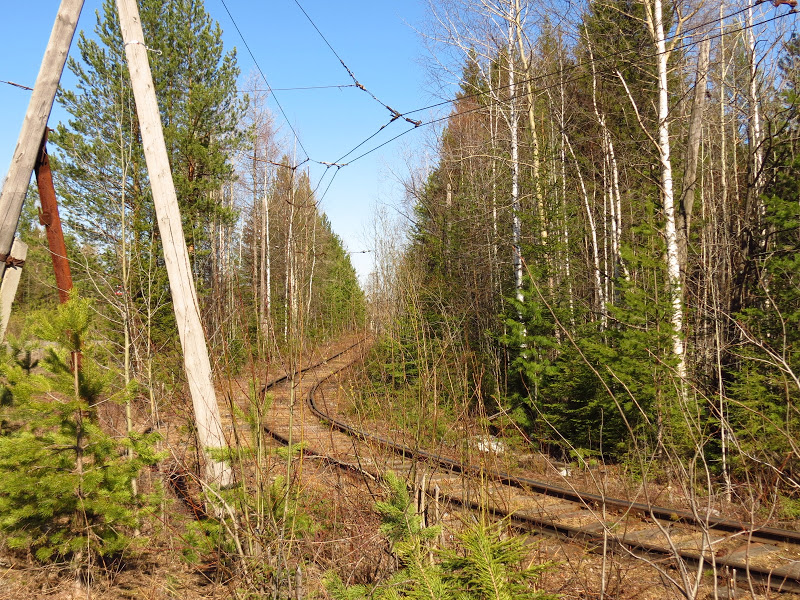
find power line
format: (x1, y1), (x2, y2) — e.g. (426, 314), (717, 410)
(1, 80), (33, 91)
(237, 84), (357, 92)
(334, 118), (399, 164)
(335, 6), (796, 168)
(218, 0), (313, 163)
(290, 0), (422, 127)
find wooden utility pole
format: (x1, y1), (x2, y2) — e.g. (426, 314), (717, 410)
(0, 0), (84, 282)
(116, 0), (232, 486)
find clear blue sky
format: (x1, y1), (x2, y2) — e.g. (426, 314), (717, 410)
(0, 0), (447, 283)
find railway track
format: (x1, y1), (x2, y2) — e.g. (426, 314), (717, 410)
(259, 339), (800, 595)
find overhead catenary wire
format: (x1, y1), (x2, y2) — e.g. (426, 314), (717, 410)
(11, 2), (776, 178)
(237, 84), (357, 92)
(6, 0), (790, 175)
(218, 0), (371, 198)
(216, 0), (389, 213)
(1, 80), (33, 91)
(218, 0), (314, 165)
(334, 6), (796, 168)
(330, 5), (781, 168)
(8, 1), (790, 315)
(234, 2), (793, 177)
(290, 0), (422, 127)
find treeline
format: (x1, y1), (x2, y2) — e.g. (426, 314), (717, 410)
(13, 0), (364, 372)
(377, 0), (800, 499)
(0, 0), (365, 568)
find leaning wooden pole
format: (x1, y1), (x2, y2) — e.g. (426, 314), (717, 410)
(116, 0), (232, 486)
(0, 0), (84, 282)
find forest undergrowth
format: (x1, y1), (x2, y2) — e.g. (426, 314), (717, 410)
(4, 0), (800, 597)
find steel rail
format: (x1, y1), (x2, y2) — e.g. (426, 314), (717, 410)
(262, 340), (800, 593)
(259, 337), (367, 396)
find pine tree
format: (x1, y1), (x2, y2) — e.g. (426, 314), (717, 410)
(52, 0), (245, 321)
(325, 471), (556, 600)
(50, 0), (246, 414)
(0, 297), (160, 564)
(138, 0), (245, 289)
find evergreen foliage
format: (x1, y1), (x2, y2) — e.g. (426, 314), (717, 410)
(325, 471), (556, 600)
(440, 519), (555, 600)
(0, 297), (160, 563)
(502, 249), (677, 460)
(49, 0), (246, 376)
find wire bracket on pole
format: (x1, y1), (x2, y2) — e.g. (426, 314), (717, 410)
(0, 80), (33, 91)
(124, 40), (162, 55)
(0, 253), (26, 269)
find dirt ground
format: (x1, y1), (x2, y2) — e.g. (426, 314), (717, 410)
(2, 340), (800, 599)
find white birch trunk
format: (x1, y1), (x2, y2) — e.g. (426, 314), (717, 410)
(719, 4), (729, 211)
(515, 21), (546, 247)
(747, 1), (764, 197)
(253, 151), (262, 335)
(260, 169), (271, 339)
(557, 64), (576, 324)
(587, 28), (627, 297)
(305, 197), (317, 319)
(746, 0), (767, 284)
(489, 95), (500, 296)
(648, 0), (686, 380)
(284, 171), (296, 341)
(507, 0), (523, 304)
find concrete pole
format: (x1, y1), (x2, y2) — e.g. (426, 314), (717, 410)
(0, 239), (28, 341)
(116, 0), (232, 486)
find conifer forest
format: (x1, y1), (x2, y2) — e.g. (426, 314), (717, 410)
(1, 0), (800, 598)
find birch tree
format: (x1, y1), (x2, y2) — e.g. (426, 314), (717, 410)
(426, 0), (530, 303)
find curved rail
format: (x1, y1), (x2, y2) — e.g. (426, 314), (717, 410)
(310, 389), (800, 543)
(263, 340), (800, 593)
(259, 337), (366, 396)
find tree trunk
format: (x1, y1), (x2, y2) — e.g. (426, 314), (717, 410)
(515, 20), (547, 249)
(677, 37), (711, 277)
(648, 0), (686, 381)
(260, 169), (271, 344)
(507, 0), (523, 304)
(565, 133), (606, 325)
(586, 29), (626, 304)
